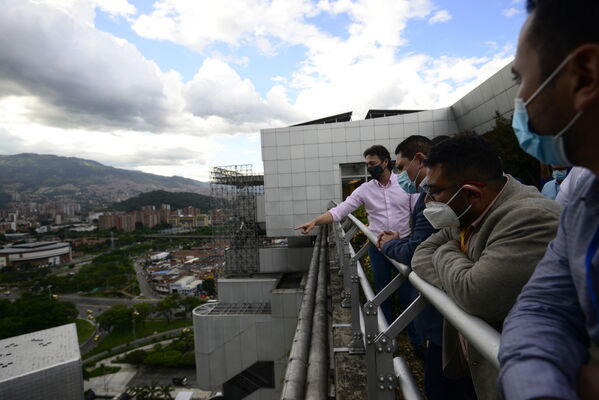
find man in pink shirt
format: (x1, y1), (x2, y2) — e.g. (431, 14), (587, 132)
(295, 145), (421, 347)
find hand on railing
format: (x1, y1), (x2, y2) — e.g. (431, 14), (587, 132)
(377, 231), (400, 249)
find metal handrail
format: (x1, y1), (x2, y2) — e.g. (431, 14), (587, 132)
(342, 211), (501, 369)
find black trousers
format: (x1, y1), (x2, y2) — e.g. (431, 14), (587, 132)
(425, 342), (478, 400)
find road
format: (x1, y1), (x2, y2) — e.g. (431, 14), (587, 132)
(60, 294), (160, 307)
(134, 261), (159, 299)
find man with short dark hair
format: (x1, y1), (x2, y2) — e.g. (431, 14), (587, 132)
(378, 135), (475, 399)
(295, 144), (416, 326)
(411, 135), (561, 400)
(499, 1), (599, 399)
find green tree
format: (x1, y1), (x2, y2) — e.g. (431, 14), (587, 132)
(96, 304), (133, 332)
(156, 298), (177, 323)
(133, 302), (155, 326)
(158, 384), (174, 400)
(180, 352), (196, 367)
(0, 294), (77, 339)
(482, 113), (541, 187)
(122, 349), (148, 365)
(202, 278), (216, 296)
(180, 296), (204, 316)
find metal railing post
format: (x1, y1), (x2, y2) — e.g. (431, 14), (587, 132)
(341, 246), (352, 308)
(364, 300), (380, 398)
(348, 257), (364, 354)
(374, 334), (397, 400)
(341, 226), (359, 309)
(335, 224), (344, 276)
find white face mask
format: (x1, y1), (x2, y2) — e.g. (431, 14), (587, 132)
(423, 186), (472, 229)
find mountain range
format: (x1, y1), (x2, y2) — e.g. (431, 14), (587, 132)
(112, 190), (213, 213)
(0, 153), (210, 208)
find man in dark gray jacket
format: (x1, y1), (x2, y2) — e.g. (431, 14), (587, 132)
(378, 134), (476, 400)
(411, 135), (561, 400)
(499, 1), (599, 399)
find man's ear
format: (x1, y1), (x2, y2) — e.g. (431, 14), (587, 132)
(414, 152), (426, 165)
(462, 184), (483, 203)
(571, 44), (599, 111)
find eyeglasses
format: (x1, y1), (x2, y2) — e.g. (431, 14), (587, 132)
(423, 181), (486, 202)
(423, 184), (461, 202)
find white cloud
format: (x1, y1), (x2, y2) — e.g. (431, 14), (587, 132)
(35, 0), (137, 25)
(183, 58), (304, 124)
(0, 0), (517, 182)
(0, 0), (173, 131)
(502, 7), (521, 18)
(131, 0), (321, 54)
(428, 9), (452, 24)
(0, 96), (220, 181)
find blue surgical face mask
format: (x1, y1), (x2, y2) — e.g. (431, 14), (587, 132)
(512, 54), (583, 166)
(553, 169), (567, 182)
(397, 171), (416, 193)
(397, 159), (422, 194)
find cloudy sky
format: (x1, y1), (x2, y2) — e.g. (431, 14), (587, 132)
(0, 0), (526, 181)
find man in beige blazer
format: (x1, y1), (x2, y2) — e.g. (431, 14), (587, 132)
(411, 135), (561, 400)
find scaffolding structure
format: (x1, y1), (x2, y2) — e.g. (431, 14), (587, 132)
(210, 165), (264, 276)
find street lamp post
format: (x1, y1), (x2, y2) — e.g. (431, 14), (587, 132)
(47, 285), (52, 300)
(132, 310), (140, 340)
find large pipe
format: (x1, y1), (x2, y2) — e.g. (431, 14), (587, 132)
(305, 226), (329, 399)
(280, 228), (324, 400)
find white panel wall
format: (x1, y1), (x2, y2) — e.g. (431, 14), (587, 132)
(218, 279), (276, 303)
(261, 107), (456, 237)
(193, 287), (303, 398)
(260, 62), (519, 237)
(0, 360), (84, 400)
(452, 61), (517, 133)
(259, 247), (313, 273)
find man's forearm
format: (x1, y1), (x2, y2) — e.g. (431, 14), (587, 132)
(311, 211), (333, 226)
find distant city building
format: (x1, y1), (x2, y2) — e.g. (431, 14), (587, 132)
(0, 241), (72, 268)
(97, 205), (206, 232)
(0, 323), (84, 400)
(150, 252), (170, 262)
(0, 222), (16, 234)
(167, 213), (211, 229)
(98, 212), (136, 232)
(170, 275), (203, 296)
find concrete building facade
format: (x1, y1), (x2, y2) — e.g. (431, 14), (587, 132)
(194, 275), (303, 399)
(260, 62), (517, 237)
(0, 323), (84, 400)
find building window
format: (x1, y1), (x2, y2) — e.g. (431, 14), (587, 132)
(340, 163), (370, 200)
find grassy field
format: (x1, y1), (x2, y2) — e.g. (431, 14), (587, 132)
(76, 319), (96, 344)
(84, 319), (192, 357)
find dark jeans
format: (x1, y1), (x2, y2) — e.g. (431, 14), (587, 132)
(425, 342), (478, 400)
(368, 245), (424, 348)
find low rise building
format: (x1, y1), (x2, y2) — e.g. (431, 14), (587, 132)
(0, 241), (72, 268)
(170, 275), (203, 296)
(0, 323), (84, 400)
(150, 252), (170, 262)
